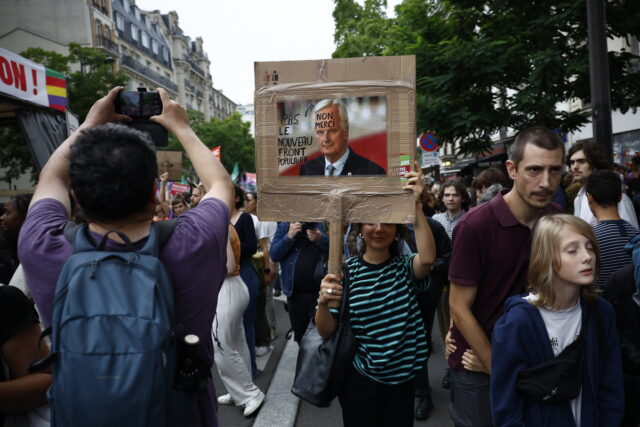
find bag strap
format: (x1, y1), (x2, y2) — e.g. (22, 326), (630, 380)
(63, 219), (178, 255)
(155, 218), (179, 247)
(337, 261), (352, 326)
(27, 327), (58, 373)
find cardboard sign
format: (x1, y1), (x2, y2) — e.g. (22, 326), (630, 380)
(156, 150), (183, 181)
(254, 56), (416, 224)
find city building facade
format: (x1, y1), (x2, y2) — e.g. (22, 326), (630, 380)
(0, 0), (236, 121)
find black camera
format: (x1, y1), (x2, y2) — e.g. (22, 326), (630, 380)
(114, 88), (168, 147)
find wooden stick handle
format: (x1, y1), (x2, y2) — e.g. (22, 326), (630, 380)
(327, 220), (343, 309)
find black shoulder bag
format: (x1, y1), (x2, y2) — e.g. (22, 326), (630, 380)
(516, 304), (590, 403)
(291, 262), (357, 407)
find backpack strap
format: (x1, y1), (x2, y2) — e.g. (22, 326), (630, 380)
(62, 219), (179, 254)
(155, 218), (179, 248)
(63, 221), (82, 245)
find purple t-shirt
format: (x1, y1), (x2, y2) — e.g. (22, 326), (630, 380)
(18, 198), (229, 427)
(447, 191), (560, 370)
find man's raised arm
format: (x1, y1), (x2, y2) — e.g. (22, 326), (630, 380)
(31, 87), (131, 213)
(150, 88), (234, 213)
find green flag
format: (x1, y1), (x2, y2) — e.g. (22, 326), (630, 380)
(230, 162), (240, 182)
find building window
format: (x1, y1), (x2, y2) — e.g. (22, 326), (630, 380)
(96, 22), (102, 39)
(135, 8), (141, 21)
(131, 24), (138, 41)
(104, 27), (110, 40)
(141, 32), (149, 48)
(151, 39), (158, 55)
(115, 13), (124, 31)
(162, 47), (169, 61)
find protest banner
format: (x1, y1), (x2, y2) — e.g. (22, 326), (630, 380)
(255, 56), (416, 281)
(169, 182), (190, 196)
(0, 47), (68, 112)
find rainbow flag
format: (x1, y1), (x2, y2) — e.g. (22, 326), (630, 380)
(45, 68), (67, 112)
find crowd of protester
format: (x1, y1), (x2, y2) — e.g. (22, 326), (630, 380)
(1, 87), (639, 427)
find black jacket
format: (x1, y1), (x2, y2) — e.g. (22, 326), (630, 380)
(299, 148), (385, 176)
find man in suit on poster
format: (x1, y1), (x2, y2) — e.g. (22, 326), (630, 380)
(299, 99), (386, 177)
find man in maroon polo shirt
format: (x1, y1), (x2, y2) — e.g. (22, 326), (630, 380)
(447, 127), (564, 426)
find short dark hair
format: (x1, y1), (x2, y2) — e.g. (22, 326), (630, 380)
(472, 167), (507, 190)
(69, 124), (157, 222)
(566, 140), (611, 170)
(585, 170), (621, 207)
(510, 126), (564, 167)
(440, 178), (470, 211)
(234, 185), (245, 210)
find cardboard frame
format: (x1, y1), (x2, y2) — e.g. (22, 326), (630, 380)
(254, 56), (417, 224)
(156, 150), (183, 182)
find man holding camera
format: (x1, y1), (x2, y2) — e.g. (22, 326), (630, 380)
(19, 87), (234, 426)
(270, 221), (329, 342)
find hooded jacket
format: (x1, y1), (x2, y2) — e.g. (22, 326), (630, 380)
(491, 295), (624, 427)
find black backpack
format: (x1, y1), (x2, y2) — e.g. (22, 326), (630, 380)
(604, 264), (640, 378)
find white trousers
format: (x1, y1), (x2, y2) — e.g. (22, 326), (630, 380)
(213, 275), (262, 406)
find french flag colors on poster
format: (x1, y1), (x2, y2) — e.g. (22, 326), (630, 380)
(0, 47), (67, 112)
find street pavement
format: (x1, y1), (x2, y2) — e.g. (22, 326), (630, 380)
(214, 295), (454, 426)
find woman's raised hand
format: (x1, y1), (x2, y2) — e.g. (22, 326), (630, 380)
(403, 161), (426, 205)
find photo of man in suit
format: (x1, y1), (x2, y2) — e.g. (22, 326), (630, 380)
(299, 99), (386, 176)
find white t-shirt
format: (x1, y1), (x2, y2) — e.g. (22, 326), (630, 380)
(524, 294), (583, 426)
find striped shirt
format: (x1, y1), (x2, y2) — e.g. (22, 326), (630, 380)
(594, 220), (639, 289)
(331, 255), (430, 384)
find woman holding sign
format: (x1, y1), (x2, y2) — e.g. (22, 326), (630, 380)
(315, 162), (436, 427)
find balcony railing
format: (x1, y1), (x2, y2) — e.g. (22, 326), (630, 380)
(96, 37), (118, 54)
(120, 55), (178, 92)
(186, 57), (205, 77)
(184, 79), (195, 93)
(92, 1), (109, 15)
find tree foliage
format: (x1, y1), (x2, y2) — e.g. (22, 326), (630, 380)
(332, 0), (640, 155)
(0, 45), (129, 184)
(22, 43), (129, 121)
(0, 124), (37, 188)
(165, 111), (255, 178)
